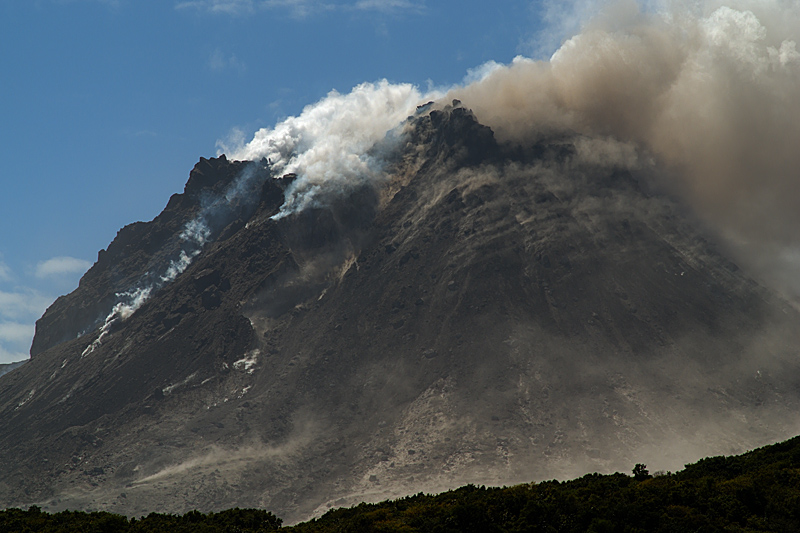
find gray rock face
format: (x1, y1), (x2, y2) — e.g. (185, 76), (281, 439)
(3, 105), (800, 523)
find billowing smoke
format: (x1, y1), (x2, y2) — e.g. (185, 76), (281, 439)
(227, 80), (427, 218)
(448, 0), (800, 296)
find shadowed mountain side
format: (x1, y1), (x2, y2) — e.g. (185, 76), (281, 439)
(2, 105), (800, 524)
(29, 156), (266, 357)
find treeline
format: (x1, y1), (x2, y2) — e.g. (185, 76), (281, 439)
(4, 434), (800, 532)
(0, 507), (280, 533)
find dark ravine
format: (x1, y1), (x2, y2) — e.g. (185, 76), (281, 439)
(2, 104), (800, 524)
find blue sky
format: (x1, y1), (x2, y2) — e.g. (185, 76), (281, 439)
(0, 1), (563, 363)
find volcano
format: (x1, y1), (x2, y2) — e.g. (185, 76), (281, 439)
(2, 102), (800, 523)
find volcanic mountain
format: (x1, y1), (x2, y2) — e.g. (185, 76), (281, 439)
(2, 102), (800, 523)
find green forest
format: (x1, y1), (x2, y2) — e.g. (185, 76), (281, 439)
(3, 434), (800, 532)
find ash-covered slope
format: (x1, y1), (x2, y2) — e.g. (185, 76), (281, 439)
(2, 103), (800, 523)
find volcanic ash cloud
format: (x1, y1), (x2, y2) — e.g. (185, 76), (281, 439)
(449, 0), (800, 296)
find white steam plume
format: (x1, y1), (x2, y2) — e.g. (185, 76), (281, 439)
(82, 286), (151, 357)
(227, 80), (428, 218)
(449, 0), (800, 296)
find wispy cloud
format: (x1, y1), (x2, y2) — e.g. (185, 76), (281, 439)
(0, 261), (11, 283)
(0, 256), (85, 363)
(54, 0), (124, 8)
(0, 345), (28, 365)
(0, 323), (35, 346)
(176, 0), (424, 17)
(262, 0), (336, 17)
(35, 256), (92, 279)
(176, 0), (255, 14)
(0, 290), (52, 364)
(353, 0), (424, 14)
(0, 289), (52, 321)
(208, 49), (247, 73)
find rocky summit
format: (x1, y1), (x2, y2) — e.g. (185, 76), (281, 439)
(2, 102), (800, 523)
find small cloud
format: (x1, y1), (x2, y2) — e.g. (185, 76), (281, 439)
(53, 0), (124, 8)
(176, 0), (254, 14)
(0, 323), (35, 345)
(262, 0), (323, 17)
(0, 344), (28, 365)
(216, 127), (248, 157)
(353, 0), (425, 14)
(0, 289), (52, 322)
(0, 290), (56, 363)
(35, 256), (92, 279)
(208, 49), (247, 73)
(120, 129), (160, 139)
(176, 0), (423, 17)
(0, 261), (11, 283)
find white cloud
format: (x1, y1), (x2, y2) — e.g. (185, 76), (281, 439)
(176, 0), (255, 14)
(54, 0), (124, 7)
(0, 290), (53, 321)
(0, 261), (11, 283)
(0, 323), (35, 345)
(208, 49), (247, 73)
(0, 292), (50, 364)
(35, 256), (92, 279)
(262, 0), (334, 17)
(352, 0), (424, 13)
(176, 0), (423, 16)
(0, 344), (28, 365)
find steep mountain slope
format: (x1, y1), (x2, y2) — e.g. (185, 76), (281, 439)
(2, 103), (800, 523)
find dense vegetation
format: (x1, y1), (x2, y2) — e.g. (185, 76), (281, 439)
(0, 507), (281, 533)
(4, 435), (800, 532)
